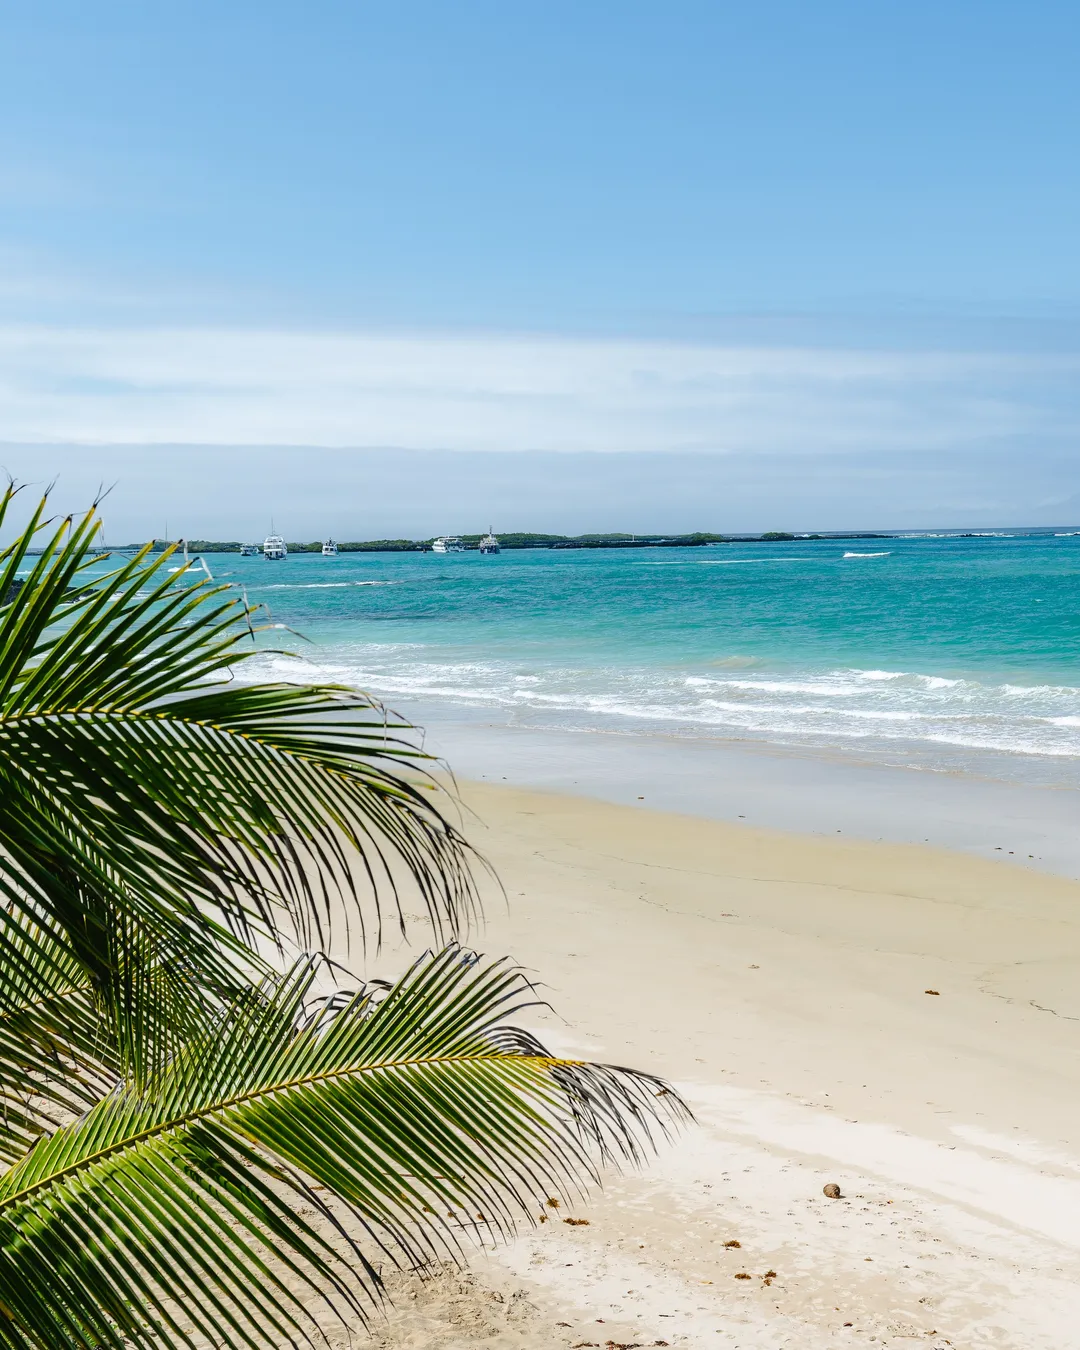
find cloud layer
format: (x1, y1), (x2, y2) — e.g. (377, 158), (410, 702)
(2, 324), (1078, 455)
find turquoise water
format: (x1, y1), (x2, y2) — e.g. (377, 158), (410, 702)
(217, 535), (1080, 783)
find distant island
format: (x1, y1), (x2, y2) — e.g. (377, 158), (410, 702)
(139, 530), (896, 554)
(65, 528), (1076, 556)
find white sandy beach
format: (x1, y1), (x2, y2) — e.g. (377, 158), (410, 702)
(355, 767), (1080, 1350)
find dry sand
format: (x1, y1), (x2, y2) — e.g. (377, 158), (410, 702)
(348, 780), (1080, 1349)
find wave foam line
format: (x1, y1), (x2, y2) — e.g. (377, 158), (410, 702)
(254, 580), (404, 589)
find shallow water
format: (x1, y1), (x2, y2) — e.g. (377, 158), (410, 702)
(210, 534), (1080, 786)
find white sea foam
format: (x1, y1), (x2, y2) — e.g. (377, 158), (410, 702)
(689, 677), (865, 697)
(235, 648), (1080, 765)
(636, 557), (819, 566)
(1002, 682), (1080, 697)
(257, 580), (403, 590)
(702, 699), (927, 722)
(843, 551), (891, 558)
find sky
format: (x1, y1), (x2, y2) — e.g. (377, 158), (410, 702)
(2, 0), (1079, 538)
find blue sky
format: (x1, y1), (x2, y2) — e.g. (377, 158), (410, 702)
(3, 1), (1080, 536)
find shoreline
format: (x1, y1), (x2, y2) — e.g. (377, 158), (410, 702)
(401, 705), (1080, 880)
(359, 777), (1080, 1347)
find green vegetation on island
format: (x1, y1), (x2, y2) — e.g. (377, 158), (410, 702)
(163, 531), (734, 552)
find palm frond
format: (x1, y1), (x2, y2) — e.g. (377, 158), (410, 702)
(0, 485), (485, 1070)
(0, 901), (232, 1164)
(0, 912), (119, 1164)
(0, 947), (688, 1350)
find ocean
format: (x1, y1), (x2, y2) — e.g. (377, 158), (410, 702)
(220, 534), (1080, 789)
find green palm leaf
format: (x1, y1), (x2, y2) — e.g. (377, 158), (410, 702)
(0, 914), (119, 1165)
(0, 946), (688, 1350)
(0, 484), (483, 1075)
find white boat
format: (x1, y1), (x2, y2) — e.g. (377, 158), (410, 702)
(478, 529), (500, 555)
(322, 539), (339, 556)
(239, 543), (259, 556)
(431, 536), (465, 553)
(263, 534), (287, 560)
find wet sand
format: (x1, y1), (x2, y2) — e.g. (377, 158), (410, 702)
(412, 711), (1080, 879)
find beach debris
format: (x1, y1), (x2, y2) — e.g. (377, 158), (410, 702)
(556, 1321), (572, 1326)
(564, 1217), (591, 1226)
(823, 1183), (843, 1199)
(571, 1343), (598, 1348)
(723, 1239), (741, 1248)
(925, 989), (940, 995)
(735, 1272), (752, 1279)
(546, 1197), (561, 1209)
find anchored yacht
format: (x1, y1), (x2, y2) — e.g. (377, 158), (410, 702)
(478, 529), (500, 555)
(322, 539), (339, 556)
(239, 543), (259, 556)
(263, 534), (287, 560)
(431, 536), (465, 553)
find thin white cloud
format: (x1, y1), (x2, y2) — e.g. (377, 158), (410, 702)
(0, 324), (1077, 454)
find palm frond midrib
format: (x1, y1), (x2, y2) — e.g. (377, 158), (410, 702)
(0, 1049), (573, 1210)
(0, 977), (95, 1029)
